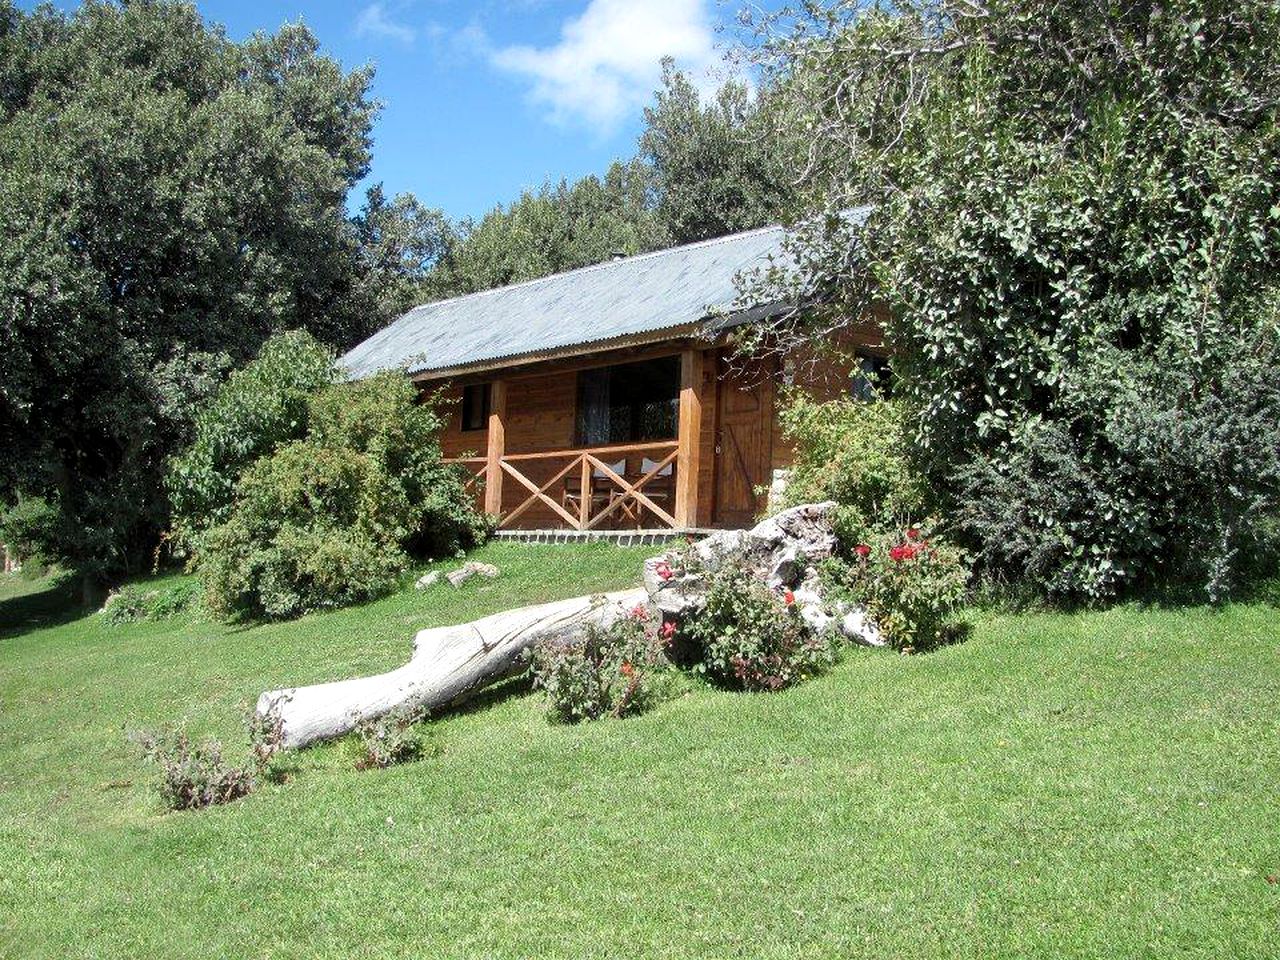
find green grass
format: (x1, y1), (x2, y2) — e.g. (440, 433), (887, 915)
(1, 543), (1278, 959)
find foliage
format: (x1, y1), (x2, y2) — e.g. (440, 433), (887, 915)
(0, 0), (449, 580)
(684, 564), (833, 692)
(0, 495), (59, 568)
(198, 374), (483, 621)
(956, 342), (1280, 604)
(352, 706), (427, 770)
(639, 59), (795, 244)
(128, 727), (255, 811)
(129, 698), (285, 812)
(824, 524), (969, 652)
(748, 0), (1280, 603)
(429, 160), (670, 299)
(775, 393), (927, 528)
(530, 603), (672, 723)
(101, 578), (203, 626)
(167, 331), (337, 550)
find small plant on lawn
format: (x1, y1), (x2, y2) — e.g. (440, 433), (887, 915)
(129, 728), (256, 811)
(685, 565), (833, 692)
(824, 524), (968, 653)
(352, 705), (427, 770)
(530, 601), (673, 723)
(130, 700), (288, 811)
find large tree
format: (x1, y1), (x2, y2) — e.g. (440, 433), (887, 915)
(640, 59), (795, 244)
(0, 1), (437, 583)
(748, 0), (1280, 601)
(429, 159), (670, 298)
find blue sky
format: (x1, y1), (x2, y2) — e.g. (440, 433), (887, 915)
(23, 1), (746, 221)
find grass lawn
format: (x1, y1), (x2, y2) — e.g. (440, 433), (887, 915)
(1, 541), (1278, 959)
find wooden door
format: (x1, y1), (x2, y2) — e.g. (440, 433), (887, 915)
(713, 353), (774, 527)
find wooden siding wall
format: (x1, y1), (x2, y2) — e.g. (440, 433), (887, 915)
(770, 309), (888, 473)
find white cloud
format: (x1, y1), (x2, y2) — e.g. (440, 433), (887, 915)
(355, 3), (416, 45)
(490, 0), (727, 135)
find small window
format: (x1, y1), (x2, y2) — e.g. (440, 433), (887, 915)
(851, 353), (892, 401)
(461, 383), (490, 431)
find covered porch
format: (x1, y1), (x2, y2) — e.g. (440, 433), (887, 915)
(441, 348), (714, 533)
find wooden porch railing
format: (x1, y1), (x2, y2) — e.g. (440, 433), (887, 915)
(445, 440), (680, 531)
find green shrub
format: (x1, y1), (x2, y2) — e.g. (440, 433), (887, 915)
(102, 578), (203, 626)
(530, 603), (672, 723)
(956, 342), (1280, 604)
(130, 728), (255, 811)
(130, 702), (286, 812)
(1, 496), (59, 569)
(197, 373), (484, 621)
(199, 443), (407, 620)
(824, 524), (968, 652)
(167, 331), (337, 552)
(684, 565), (833, 691)
(775, 393), (926, 530)
(352, 706), (427, 770)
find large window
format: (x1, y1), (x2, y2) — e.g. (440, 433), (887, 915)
(575, 357), (680, 446)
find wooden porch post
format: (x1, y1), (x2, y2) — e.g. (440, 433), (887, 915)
(675, 349), (703, 528)
(483, 380), (507, 518)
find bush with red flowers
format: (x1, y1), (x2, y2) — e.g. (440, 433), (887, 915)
(825, 524), (968, 652)
(529, 602), (674, 723)
(684, 564), (835, 692)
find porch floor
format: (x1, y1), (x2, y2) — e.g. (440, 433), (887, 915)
(490, 527), (723, 547)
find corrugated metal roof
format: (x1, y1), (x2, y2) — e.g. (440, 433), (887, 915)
(340, 212), (868, 379)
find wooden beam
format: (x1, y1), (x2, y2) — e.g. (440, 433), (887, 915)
(675, 349), (703, 528)
(483, 380), (506, 517)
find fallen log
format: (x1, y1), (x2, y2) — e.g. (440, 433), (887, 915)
(258, 588), (645, 749)
(258, 503), (881, 749)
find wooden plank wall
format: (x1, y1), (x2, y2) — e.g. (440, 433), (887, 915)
(770, 309), (888, 472)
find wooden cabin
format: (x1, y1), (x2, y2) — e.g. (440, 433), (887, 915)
(340, 217), (886, 533)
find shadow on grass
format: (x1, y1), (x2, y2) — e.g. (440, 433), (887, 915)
(434, 672), (535, 720)
(0, 574), (89, 639)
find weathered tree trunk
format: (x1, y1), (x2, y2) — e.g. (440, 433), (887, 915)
(257, 503), (882, 750)
(258, 588), (646, 749)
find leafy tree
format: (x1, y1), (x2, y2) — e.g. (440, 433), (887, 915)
(166, 331), (337, 552)
(431, 159), (670, 297)
(748, 0), (1280, 601)
(640, 59), (795, 244)
(199, 373), (484, 621)
(0, 1), (426, 585)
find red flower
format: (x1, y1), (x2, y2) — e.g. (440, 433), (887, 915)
(629, 603), (650, 622)
(654, 561), (673, 582)
(889, 545), (911, 562)
(783, 589), (795, 606)
(906, 527), (922, 541)
(620, 661), (635, 677)
(854, 544), (871, 558)
(660, 620), (677, 640)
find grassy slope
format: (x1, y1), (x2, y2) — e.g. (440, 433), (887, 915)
(1, 543), (1278, 959)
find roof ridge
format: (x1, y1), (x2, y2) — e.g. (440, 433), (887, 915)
(398, 221), (788, 317)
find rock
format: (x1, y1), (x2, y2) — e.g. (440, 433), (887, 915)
(415, 571), (441, 590)
(839, 606), (885, 647)
(445, 560), (500, 587)
(643, 501), (884, 646)
(645, 502), (839, 618)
